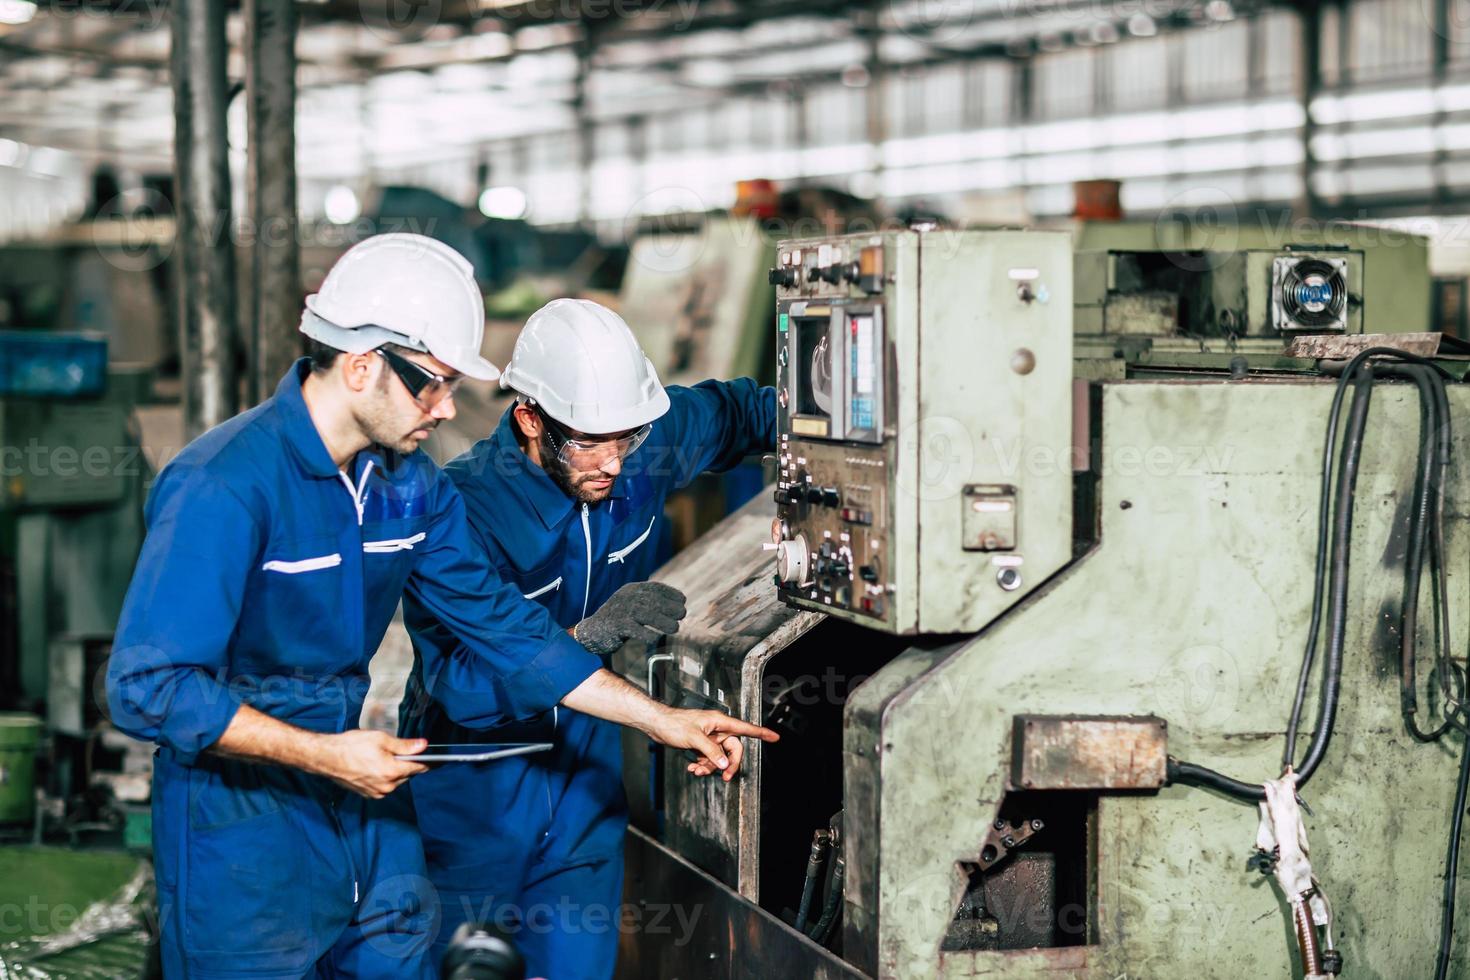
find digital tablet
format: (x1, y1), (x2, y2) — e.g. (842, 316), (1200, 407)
(395, 742), (553, 763)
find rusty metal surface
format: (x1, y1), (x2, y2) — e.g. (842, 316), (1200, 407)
(1010, 715), (1167, 791)
(1283, 331), (1441, 359)
(1102, 291), (1177, 335)
(614, 491), (823, 896)
(617, 827), (869, 980)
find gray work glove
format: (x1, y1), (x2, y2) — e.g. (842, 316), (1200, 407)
(573, 582), (688, 655)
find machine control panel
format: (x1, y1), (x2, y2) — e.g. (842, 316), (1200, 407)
(772, 437), (891, 622)
(768, 229), (1075, 635)
(769, 236), (898, 623)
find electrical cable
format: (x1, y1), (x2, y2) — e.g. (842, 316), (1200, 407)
(1434, 732), (1470, 980)
(1172, 348), (1457, 801)
(1392, 365), (1444, 740)
(807, 857), (845, 945)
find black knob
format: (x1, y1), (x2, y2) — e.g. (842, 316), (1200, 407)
(859, 565), (879, 582)
(773, 487), (795, 506)
(768, 267), (798, 287)
(841, 261), (861, 284)
(805, 487), (826, 505)
(821, 487), (841, 508)
(818, 264), (842, 284)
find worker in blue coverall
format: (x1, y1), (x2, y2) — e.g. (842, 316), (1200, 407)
(106, 236), (777, 979)
(401, 298), (779, 979)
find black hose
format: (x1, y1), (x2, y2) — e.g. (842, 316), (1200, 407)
(1395, 368), (1435, 711)
(1174, 348), (1457, 801)
(1290, 364), (1373, 784)
(1434, 734), (1470, 980)
(807, 856), (845, 944)
(1281, 355), (1358, 769)
(794, 830), (830, 935)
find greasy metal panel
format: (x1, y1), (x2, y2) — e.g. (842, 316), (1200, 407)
(614, 491), (823, 894)
(1010, 715), (1167, 791)
(914, 230), (1074, 634)
(848, 379), (1470, 978)
(1284, 331), (1442, 359)
(617, 828), (868, 980)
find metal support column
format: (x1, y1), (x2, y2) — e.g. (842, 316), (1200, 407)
(573, 30), (596, 227)
(860, 5), (886, 196)
(1434, 0), (1450, 206)
(1296, 0), (1323, 218)
(172, 0), (239, 438)
(245, 0), (300, 402)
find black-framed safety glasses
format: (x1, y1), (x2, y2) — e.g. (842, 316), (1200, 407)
(535, 404), (651, 467)
(377, 348), (463, 408)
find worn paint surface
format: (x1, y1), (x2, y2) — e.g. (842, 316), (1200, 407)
(849, 378), (1470, 978)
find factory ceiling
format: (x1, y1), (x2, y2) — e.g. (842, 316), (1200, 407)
(0, 0), (1262, 176)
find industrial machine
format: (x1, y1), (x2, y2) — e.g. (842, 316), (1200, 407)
(769, 230), (1072, 634)
(618, 227), (1470, 978)
(0, 332), (151, 842)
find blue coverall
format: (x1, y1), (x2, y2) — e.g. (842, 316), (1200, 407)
(400, 379), (777, 980)
(108, 361), (601, 979)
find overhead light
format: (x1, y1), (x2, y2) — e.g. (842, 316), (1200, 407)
(0, 0), (36, 25)
(324, 184), (360, 224)
(478, 185), (528, 220)
(1127, 14), (1158, 36)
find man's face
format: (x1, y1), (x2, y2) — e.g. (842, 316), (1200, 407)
(514, 404), (633, 505)
(356, 350), (460, 454)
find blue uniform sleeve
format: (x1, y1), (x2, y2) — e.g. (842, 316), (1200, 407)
(655, 378), (778, 489)
(405, 477), (600, 726)
(107, 466), (262, 764)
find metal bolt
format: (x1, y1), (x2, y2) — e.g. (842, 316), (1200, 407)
(994, 819), (1007, 831)
(1031, 819), (1044, 831)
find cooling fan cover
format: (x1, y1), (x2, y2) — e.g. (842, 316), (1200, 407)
(1272, 256), (1349, 332)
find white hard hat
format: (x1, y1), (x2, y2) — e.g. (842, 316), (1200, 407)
(301, 233), (499, 381)
(499, 299), (670, 434)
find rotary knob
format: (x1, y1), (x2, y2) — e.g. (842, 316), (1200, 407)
(776, 534), (810, 585)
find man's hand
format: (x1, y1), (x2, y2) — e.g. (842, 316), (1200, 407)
(308, 730), (429, 799)
(573, 582), (687, 655)
(209, 705), (430, 799)
(649, 707), (779, 782)
(561, 669), (778, 781)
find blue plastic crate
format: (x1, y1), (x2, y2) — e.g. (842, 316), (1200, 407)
(0, 331), (109, 397)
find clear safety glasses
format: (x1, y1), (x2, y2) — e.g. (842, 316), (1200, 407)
(377, 348), (464, 408)
(537, 406), (651, 467)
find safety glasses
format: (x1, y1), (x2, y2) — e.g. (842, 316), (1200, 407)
(377, 348), (463, 408)
(536, 405), (651, 467)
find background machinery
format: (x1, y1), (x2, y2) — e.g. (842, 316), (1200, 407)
(617, 226), (1470, 978)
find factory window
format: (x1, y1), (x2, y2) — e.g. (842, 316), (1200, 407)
(1108, 36), (1169, 112)
(1182, 21), (1250, 102)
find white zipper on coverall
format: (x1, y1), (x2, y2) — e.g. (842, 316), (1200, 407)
(544, 503), (594, 830)
(334, 459), (374, 903)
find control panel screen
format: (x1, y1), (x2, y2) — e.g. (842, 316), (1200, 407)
(794, 315), (834, 420)
(846, 313), (880, 441)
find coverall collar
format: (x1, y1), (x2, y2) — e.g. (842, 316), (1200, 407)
(491, 407), (626, 531)
(277, 358), (348, 479)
